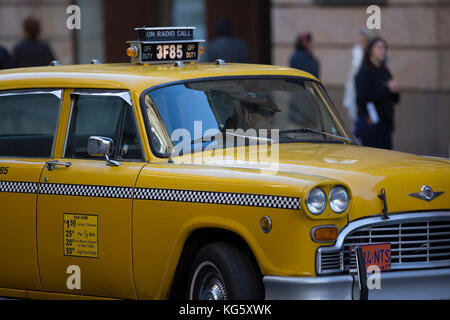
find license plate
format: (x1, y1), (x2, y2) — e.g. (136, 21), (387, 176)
(350, 243), (391, 272)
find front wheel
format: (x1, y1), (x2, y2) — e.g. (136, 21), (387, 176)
(187, 242), (264, 300)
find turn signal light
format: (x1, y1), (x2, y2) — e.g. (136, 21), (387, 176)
(127, 45), (139, 58)
(200, 46), (205, 55)
(311, 226), (339, 243)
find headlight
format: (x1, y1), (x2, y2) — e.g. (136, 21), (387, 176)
(306, 187), (327, 215)
(329, 186), (349, 213)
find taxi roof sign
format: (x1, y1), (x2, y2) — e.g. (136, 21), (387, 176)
(127, 26), (204, 65)
(135, 26), (195, 42)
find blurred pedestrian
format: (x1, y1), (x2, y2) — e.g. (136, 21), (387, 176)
(205, 20), (249, 63)
(0, 45), (13, 69)
(289, 32), (319, 78)
(355, 37), (400, 150)
(12, 17), (55, 68)
(343, 28), (377, 126)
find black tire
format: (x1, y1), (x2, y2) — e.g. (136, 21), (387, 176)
(187, 242), (264, 300)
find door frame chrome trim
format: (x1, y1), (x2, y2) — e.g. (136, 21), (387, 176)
(71, 90), (132, 105)
(0, 89), (62, 99)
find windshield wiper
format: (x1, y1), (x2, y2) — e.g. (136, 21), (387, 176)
(191, 131), (273, 145)
(279, 128), (352, 144)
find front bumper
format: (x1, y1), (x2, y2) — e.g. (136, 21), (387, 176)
(264, 268), (450, 300)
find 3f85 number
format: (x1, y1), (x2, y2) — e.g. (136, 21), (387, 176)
(0, 167), (9, 174)
(156, 44), (183, 60)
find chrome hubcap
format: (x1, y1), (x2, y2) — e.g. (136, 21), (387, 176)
(190, 261), (228, 300)
(199, 272), (227, 300)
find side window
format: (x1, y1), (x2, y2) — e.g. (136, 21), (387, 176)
(118, 105), (144, 160)
(64, 92), (143, 160)
(0, 90), (61, 158)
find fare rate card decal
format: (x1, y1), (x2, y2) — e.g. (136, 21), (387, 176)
(63, 213), (98, 258)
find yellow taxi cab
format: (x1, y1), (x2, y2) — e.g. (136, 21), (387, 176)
(0, 27), (449, 300)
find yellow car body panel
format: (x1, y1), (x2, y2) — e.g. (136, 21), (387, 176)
(132, 144), (449, 299)
(36, 160), (145, 299)
(0, 159), (44, 291)
(0, 63), (449, 300)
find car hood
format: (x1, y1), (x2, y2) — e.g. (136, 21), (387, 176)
(273, 144), (449, 220)
(181, 143), (450, 222)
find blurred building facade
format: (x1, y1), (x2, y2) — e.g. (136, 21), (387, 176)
(0, 0), (448, 157)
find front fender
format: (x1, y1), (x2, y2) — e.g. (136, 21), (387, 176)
(131, 163), (349, 299)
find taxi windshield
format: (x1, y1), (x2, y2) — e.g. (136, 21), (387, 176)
(143, 77), (353, 156)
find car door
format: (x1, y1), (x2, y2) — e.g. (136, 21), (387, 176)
(0, 89), (63, 292)
(36, 90), (146, 299)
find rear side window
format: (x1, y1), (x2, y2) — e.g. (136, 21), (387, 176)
(0, 90), (61, 157)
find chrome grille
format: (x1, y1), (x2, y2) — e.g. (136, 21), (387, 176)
(318, 250), (343, 273)
(343, 221), (450, 270)
(316, 213), (450, 275)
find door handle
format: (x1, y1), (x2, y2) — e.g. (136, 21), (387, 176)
(46, 161), (72, 171)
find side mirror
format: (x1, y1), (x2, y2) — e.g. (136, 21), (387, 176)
(87, 136), (121, 167)
(87, 136), (113, 156)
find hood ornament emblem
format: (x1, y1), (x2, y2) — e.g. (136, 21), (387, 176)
(409, 185), (444, 202)
(378, 188), (389, 220)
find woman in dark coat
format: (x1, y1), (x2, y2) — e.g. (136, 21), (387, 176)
(290, 32), (320, 79)
(354, 37), (400, 150)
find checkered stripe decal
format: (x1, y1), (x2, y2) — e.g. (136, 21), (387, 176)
(1, 180), (300, 209)
(0, 181), (37, 194)
(134, 188), (301, 210)
(39, 183), (133, 199)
